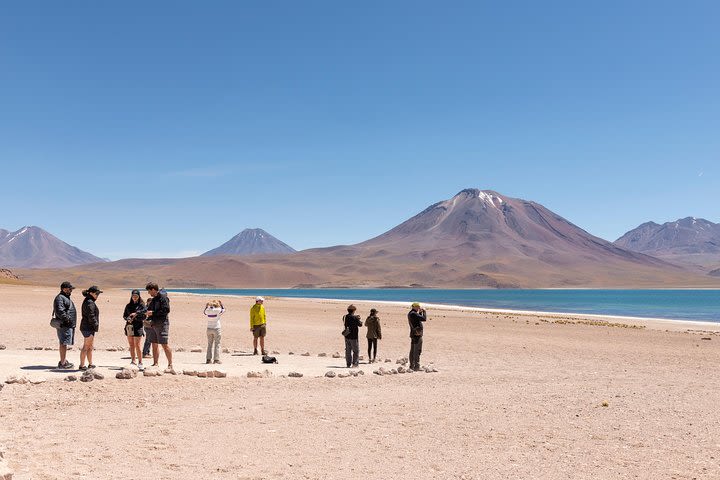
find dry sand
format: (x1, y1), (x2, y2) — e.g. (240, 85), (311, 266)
(1, 284), (720, 479)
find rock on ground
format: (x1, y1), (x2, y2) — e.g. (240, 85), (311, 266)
(115, 368), (137, 380)
(288, 372), (303, 378)
(324, 371), (336, 378)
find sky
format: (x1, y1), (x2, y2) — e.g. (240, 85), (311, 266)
(1, 1), (718, 259)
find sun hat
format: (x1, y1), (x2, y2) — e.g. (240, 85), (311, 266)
(411, 302), (421, 308)
(256, 296), (265, 302)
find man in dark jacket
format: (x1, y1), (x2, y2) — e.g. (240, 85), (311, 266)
(53, 281), (77, 369)
(145, 282), (174, 372)
(343, 305), (363, 368)
(408, 302), (427, 371)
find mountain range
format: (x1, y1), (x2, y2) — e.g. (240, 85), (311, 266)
(15, 189), (719, 288)
(0, 226), (105, 268)
(614, 217), (720, 273)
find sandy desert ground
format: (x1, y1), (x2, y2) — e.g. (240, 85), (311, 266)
(1, 284), (720, 479)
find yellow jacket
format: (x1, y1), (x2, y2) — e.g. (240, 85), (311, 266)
(250, 304), (266, 328)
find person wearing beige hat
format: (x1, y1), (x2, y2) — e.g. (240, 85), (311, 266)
(407, 302), (427, 371)
(250, 296), (267, 355)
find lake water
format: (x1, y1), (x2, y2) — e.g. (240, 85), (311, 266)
(167, 289), (720, 323)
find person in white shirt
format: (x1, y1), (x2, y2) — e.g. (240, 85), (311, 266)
(204, 299), (225, 364)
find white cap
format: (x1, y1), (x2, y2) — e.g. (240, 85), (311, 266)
(256, 296), (265, 302)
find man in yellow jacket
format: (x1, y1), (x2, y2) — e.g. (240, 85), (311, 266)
(250, 296), (267, 355)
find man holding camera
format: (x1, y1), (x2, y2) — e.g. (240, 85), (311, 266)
(407, 302), (427, 371)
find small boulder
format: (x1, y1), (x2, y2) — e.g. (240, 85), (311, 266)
(332, 352), (341, 358)
(30, 377), (47, 384)
(163, 367), (177, 375)
(190, 347), (202, 353)
(373, 369), (383, 376)
(397, 366), (406, 373)
(116, 368), (137, 380)
(0, 345), (5, 350)
(390, 369), (398, 375)
(396, 357), (409, 365)
(357, 370), (365, 376)
(288, 352), (294, 355)
(80, 372), (94, 382)
(301, 352), (310, 357)
(288, 372), (303, 378)
(175, 347), (186, 352)
(196, 371), (208, 378)
(106, 347), (118, 352)
(92, 371), (105, 380)
(213, 370), (227, 378)
(66, 375), (78, 382)
(222, 347), (230, 353)
(33, 346), (44, 351)
(349, 370), (359, 377)
(324, 371), (336, 378)
(384, 359), (392, 363)
(5, 375), (28, 385)
(143, 369), (162, 377)
(338, 373), (350, 378)
(247, 371), (264, 378)
(183, 370), (198, 376)
(318, 353), (327, 357)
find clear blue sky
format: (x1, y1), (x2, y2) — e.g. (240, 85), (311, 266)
(1, 1), (718, 259)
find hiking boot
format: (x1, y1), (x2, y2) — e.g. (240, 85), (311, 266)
(206, 359), (212, 364)
(253, 349), (258, 355)
(59, 361), (74, 369)
(88, 364), (96, 369)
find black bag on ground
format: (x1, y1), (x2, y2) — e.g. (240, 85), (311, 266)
(261, 355), (278, 364)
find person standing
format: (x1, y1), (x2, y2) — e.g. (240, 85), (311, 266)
(249, 296), (267, 355)
(343, 305), (362, 368)
(145, 282), (174, 372)
(79, 286), (103, 371)
(123, 289), (147, 370)
(364, 308), (382, 363)
(204, 300), (225, 364)
(53, 281), (77, 369)
(407, 302), (427, 371)
(143, 298), (155, 358)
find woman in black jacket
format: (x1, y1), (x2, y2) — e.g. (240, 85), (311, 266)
(79, 286), (103, 371)
(123, 289), (147, 369)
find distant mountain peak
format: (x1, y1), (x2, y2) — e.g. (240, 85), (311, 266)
(0, 225), (106, 268)
(202, 228), (296, 256)
(615, 217), (720, 255)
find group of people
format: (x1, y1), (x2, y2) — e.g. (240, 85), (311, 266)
(52, 281), (174, 371)
(341, 301), (426, 370)
(51, 281), (428, 372)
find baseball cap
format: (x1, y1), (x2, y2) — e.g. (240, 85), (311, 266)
(256, 296), (264, 302)
(60, 281), (74, 290)
(87, 285), (103, 294)
(411, 302), (421, 308)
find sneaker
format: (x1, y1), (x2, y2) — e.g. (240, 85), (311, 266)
(79, 365), (87, 371)
(138, 363), (145, 371)
(213, 360), (222, 364)
(88, 364), (96, 369)
(261, 350), (268, 356)
(59, 361), (75, 369)
(206, 360), (212, 364)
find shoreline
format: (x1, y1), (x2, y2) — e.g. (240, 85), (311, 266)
(168, 290), (720, 331)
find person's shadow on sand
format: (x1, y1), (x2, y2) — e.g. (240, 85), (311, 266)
(21, 365), (58, 371)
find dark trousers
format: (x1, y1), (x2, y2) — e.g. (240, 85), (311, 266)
(345, 338), (359, 367)
(367, 338), (378, 360)
(409, 336), (423, 369)
(142, 331), (151, 356)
